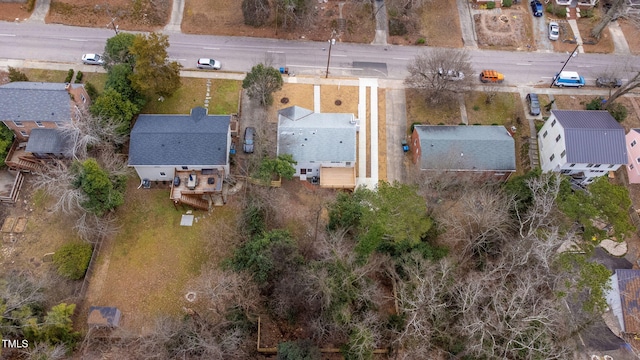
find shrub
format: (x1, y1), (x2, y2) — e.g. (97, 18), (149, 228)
(8, 67), (29, 82)
(415, 37), (426, 45)
(473, 105), (480, 111)
(74, 70), (83, 83)
(607, 102), (628, 122)
(546, 4), (567, 17)
(84, 82), (99, 100)
(459, 122), (466, 125)
(64, 69), (74, 83)
(410, 122), (423, 133)
(503, 0), (513, 7)
(487, 1), (496, 9)
(53, 243), (93, 280)
(389, 19), (408, 36)
(26, 0), (36, 12)
(586, 97), (604, 110)
(277, 340), (321, 360)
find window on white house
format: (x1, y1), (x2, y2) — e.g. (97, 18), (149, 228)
(160, 172), (166, 176)
(182, 166), (188, 170)
(13, 121), (23, 127)
(594, 164), (601, 168)
(550, 154), (555, 161)
(308, 169), (312, 172)
(555, 134), (561, 142)
(300, 169), (307, 174)
(586, 164), (594, 168)
(569, 163), (576, 167)
(543, 131), (548, 138)
(609, 164), (615, 168)
(35, 121), (44, 128)
(551, 119), (556, 127)
(560, 150), (566, 158)
(633, 140), (637, 147)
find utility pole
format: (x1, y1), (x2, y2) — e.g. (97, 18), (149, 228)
(325, 31), (336, 79)
(549, 43), (580, 88)
(105, 5), (119, 35)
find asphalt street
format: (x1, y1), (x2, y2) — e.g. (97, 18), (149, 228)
(0, 21), (638, 86)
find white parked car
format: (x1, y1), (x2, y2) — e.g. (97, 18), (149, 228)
(197, 58), (221, 70)
(437, 68), (465, 81)
(548, 22), (560, 41)
(81, 53), (104, 65)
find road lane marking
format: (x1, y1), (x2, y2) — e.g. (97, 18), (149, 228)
(392, 57), (410, 60)
(516, 63), (532, 66)
(0, 34), (16, 37)
(332, 54), (347, 57)
(203, 47), (220, 50)
(69, 39), (88, 42)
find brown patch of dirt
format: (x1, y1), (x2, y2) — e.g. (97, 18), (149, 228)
(619, 18), (640, 55)
(390, 0), (463, 47)
(0, 3), (31, 22)
(45, 0), (170, 31)
(181, 0), (375, 44)
(576, 16), (614, 53)
(474, 8), (533, 50)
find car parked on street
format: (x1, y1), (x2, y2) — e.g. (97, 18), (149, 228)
(243, 127), (255, 153)
(530, 0), (543, 17)
(596, 77), (623, 88)
(548, 22), (559, 41)
(81, 53), (104, 65)
(197, 58), (221, 70)
(479, 70), (504, 83)
(437, 68), (465, 81)
(526, 93), (541, 116)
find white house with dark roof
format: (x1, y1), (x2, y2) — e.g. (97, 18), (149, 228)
(277, 106), (357, 189)
(128, 107), (231, 181)
(538, 110), (627, 185)
(410, 125), (516, 181)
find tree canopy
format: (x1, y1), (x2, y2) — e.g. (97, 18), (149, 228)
(72, 158), (125, 216)
(242, 63), (283, 106)
(103, 32), (136, 69)
(129, 32), (182, 98)
(257, 154), (297, 182)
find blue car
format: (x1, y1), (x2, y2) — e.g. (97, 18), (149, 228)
(530, 0), (543, 17)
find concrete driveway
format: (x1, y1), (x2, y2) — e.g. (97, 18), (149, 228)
(532, 13), (554, 52)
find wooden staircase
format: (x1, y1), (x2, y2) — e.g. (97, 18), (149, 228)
(177, 195), (210, 211)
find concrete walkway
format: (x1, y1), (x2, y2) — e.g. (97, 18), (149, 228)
(28, 0), (50, 23)
(456, 0), (478, 48)
(385, 89), (407, 183)
(371, 0), (388, 45)
(357, 78), (380, 189)
(567, 19), (585, 54)
(609, 21), (631, 55)
(164, 0), (185, 33)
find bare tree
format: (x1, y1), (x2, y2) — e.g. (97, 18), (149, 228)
(242, 0), (271, 27)
(21, 343), (67, 360)
(31, 162), (85, 215)
(605, 70), (640, 109)
(591, 0), (626, 38)
(405, 48), (473, 105)
(193, 267), (261, 319)
(515, 173), (562, 238)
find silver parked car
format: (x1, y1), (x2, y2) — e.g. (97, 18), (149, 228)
(548, 22), (559, 41)
(197, 58), (221, 70)
(81, 53), (104, 65)
(526, 93), (541, 116)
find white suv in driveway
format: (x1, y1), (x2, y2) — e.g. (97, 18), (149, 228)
(548, 22), (560, 41)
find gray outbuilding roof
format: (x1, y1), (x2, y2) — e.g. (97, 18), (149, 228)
(277, 106), (356, 163)
(552, 110), (627, 165)
(128, 107), (230, 166)
(414, 125), (516, 171)
(25, 128), (71, 154)
(0, 82), (77, 123)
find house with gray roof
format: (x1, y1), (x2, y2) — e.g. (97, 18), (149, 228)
(0, 82), (89, 142)
(277, 106), (357, 189)
(410, 125), (516, 181)
(128, 107), (231, 210)
(537, 110), (627, 185)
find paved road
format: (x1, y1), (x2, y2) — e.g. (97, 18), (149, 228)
(0, 21), (638, 85)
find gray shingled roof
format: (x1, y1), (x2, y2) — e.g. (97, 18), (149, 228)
(615, 269), (640, 334)
(0, 82), (76, 123)
(552, 110), (627, 164)
(415, 125), (516, 171)
(277, 106), (356, 163)
(25, 128), (71, 154)
(128, 107), (230, 166)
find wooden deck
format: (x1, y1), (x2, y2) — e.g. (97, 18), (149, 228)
(170, 169), (225, 211)
(4, 141), (48, 173)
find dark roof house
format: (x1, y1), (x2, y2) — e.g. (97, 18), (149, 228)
(129, 107), (230, 167)
(0, 82), (79, 124)
(411, 125), (516, 180)
(552, 110), (627, 165)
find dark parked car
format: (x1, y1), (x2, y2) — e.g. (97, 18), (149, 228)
(243, 127), (255, 153)
(596, 77), (622, 88)
(530, 0), (543, 17)
(526, 93), (541, 116)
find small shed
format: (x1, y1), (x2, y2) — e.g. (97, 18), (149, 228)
(87, 306), (122, 328)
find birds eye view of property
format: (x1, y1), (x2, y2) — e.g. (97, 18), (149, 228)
(1, 0), (640, 359)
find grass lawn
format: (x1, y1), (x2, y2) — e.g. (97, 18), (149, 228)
(21, 69), (68, 83)
(84, 177), (240, 333)
(405, 89), (461, 132)
(142, 78), (240, 115)
(80, 72), (108, 94)
(465, 92), (523, 125)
